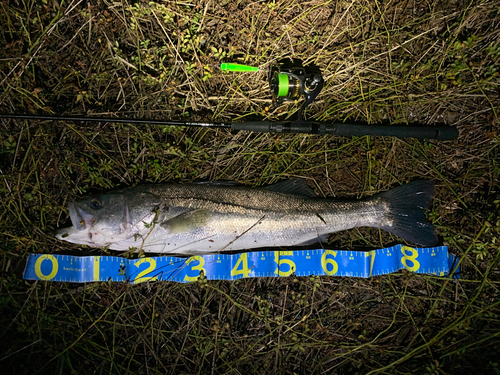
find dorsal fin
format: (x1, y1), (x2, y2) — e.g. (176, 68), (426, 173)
(193, 180), (241, 186)
(263, 178), (316, 198)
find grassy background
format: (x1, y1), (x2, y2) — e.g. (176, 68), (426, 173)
(1, 0), (499, 373)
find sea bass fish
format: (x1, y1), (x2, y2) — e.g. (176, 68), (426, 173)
(55, 180), (438, 254)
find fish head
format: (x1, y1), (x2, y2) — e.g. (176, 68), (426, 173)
(55, 190), (161, 248)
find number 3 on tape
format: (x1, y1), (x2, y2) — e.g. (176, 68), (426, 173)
(183, 256), (206, 282)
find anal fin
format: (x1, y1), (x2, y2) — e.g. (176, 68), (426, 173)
(295, 234), (328, 246)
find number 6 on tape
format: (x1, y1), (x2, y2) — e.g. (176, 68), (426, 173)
(321, 250), (338, 275)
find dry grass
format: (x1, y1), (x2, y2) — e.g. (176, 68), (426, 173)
(1, 0), (499, 374)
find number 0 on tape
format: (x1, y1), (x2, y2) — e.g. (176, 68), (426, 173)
(23, 245), (459, 284)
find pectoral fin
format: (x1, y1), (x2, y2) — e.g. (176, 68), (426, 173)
(160, 209), (211, 234)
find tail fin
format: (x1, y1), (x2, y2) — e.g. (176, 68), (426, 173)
(376, 180), (438, 246)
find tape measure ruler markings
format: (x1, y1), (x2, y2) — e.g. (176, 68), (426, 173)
(23, 245), (459, 284)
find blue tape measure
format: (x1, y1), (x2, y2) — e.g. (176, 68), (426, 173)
(23, 245), (459, 284)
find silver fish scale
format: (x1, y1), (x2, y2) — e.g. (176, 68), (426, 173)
(128, 184), (388, 253)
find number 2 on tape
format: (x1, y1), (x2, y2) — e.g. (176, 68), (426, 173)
(134, 258), (158, 283)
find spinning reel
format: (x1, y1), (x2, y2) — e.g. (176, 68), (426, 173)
(220, 59), (324, 120)
(268, 60), (324, 120)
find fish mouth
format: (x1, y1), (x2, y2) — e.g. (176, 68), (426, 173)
(54, 202), (95, 241)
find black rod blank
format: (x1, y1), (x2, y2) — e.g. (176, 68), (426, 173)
(0, 114), (233, 128)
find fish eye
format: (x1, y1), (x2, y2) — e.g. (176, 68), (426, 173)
(90, 198), (103, 210)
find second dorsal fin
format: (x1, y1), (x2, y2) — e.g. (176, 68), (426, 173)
(263, 178), (316, 198)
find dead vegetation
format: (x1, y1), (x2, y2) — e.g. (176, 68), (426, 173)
(0, 0), (499, 374)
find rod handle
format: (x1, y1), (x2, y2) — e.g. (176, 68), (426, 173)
(232, 121), (458, 140)
(329, 123), (458, 140)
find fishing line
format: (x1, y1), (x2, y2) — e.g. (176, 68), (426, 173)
(23, 245), (460, 284)
(0, 60), (459, 140)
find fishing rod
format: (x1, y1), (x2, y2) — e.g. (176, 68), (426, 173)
(0, 61), (459, 140)
(0, 113), (458, 140)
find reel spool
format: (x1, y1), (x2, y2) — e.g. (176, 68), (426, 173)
(268, 61), (324, 119)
